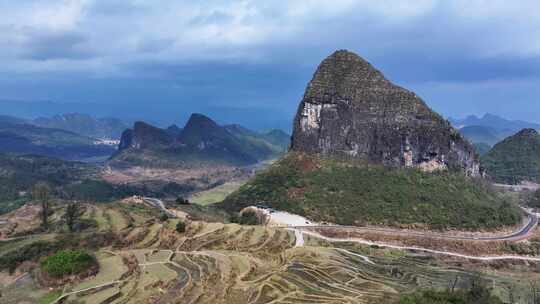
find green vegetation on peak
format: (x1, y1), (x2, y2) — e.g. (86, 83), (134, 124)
(221, 153), (521, 230)
(482, 128), (540, 184)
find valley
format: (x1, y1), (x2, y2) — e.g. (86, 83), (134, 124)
(2, 49), (540, 304)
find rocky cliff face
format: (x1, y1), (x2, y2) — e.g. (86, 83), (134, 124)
(291, 50), (479, 176)
(118, 121), (173, 151)
(114, 114), (290, 166)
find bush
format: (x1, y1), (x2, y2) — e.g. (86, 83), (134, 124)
(400, 279), (503, 304)
(159, 213), (169, 222)
(0, 232), (115, 274)
(526, 189), (540, 209)
(40, 250), (97, 278)
(175, 197), (190, 205)
(176, 220), (186, 233)
(239, 211), (260, 225)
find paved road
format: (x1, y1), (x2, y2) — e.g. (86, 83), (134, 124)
(290, 208), (538, 242)
(300, 229), (540, 262)
(143, 196), (538, 242)
(143, 197), (177, 218)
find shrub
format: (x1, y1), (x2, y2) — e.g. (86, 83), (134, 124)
(175, 196), (190, 205)
(40, 250), (97, 278)
(239, 211), (260, 225)
(159, 213), (169, 222)
(0, 232), (115, 274)
(176, 220), (186, 233)
(399, 279), (503, 304)
(527, 189), (540, 209)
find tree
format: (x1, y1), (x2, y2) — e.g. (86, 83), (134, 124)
(32, 182), (51, 230)
(64, 201), (81, 232)
(176, 220), (186, 233)
(529, 281), (540, 304)
(175, 197), (190, 205)
(159, 213), (169, 222)
(239, 211), (260, 225)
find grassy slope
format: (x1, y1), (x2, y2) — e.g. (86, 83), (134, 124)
(221, 153), (521, 230)
(189, 181), (244, 205)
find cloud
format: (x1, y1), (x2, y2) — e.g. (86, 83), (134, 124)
(0, 1), (539, 127)
(20, 30), (94, 60)
(1, 1), (539, 72)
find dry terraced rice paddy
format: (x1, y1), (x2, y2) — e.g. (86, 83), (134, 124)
(54, 216), (539, 303)
(3, 202), (540, 303)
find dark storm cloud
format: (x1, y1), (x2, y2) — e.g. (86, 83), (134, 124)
(0, 1), (539, 127)
(20, 30), (94, 61)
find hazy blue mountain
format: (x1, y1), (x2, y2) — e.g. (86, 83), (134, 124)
(0, 115), (29, 125)
(450, 113), (540, 133)
(459, 125), (502, 146)
(473, 142), (492, 156)
(0, 121), (116, 161)
(0, 100), (293, 133)
(33, 113), (129, 139)
(165, 124), (183, 137)
(113, 113), (289, 167)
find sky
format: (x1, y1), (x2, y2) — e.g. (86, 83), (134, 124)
(0, 0), (539, 131)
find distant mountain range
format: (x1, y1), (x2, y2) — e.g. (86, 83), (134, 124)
(0, 113), (129, 140)
(450, 113), (540, 131)
(0, 112), (290, 164)
(112, 113), (290, 167)
(450, 113), (540, 149)
(33, 113), (129, 139)
(0, 121), (116, 161)
(0, 99), (294, 132)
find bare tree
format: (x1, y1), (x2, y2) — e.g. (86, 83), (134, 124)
(530, 281), (540, 304)
(64, 201), (81, 232)
(32, 182), (51, 230)
(450, 276), (459, 293)
(501, 282), (517, 304)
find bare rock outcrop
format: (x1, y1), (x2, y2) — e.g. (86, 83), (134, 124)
(291, 50), (479, 176)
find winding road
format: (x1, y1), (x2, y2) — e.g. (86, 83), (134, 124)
(141, 197), (540, 261)
(143, 197), (177, 218)
(140, 197), (538, 242)
(289, 207), (538, 242)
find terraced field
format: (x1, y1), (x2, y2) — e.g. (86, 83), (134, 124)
(2, 202), (539, 303)
(189, 181), (245, 205)
(52, 221), (539, 303)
